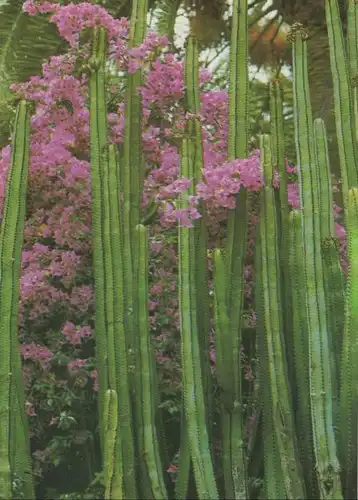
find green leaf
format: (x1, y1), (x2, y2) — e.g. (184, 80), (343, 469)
(0, 0), (68, 145)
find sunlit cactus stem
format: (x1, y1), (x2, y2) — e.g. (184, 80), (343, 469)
(0, 100), (34, 500)
(314, 117), (343, 426)
(290, 22), (343, 499)
(220, 0), (250, 496)
(258, 134), (305, 499)
(348, 0), (358, 143)
(325, 0), (358, 205)
(87, 26), (110, 448)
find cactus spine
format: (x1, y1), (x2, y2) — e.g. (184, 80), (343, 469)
(0, 100), (34, 499)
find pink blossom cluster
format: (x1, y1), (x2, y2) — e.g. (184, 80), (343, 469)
(20, 343), (54, 368)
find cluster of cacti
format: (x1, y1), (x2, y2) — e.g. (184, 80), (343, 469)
(0, 100), (35, 499)
(3, 0), (358, 498)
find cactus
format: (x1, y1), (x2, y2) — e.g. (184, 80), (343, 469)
(88, 27), (137, 498)
(339, 187), (358, 498)
(70, 2), (358, 499)
(347, 0), (358, 143)
(325, 0), (358, 203)
(254, 220), (285, 500)
(214, 0), (250, 497)
(0, 100), (34, 499)
(290, 23), (343, 499)
(269, 79), (295, 401)
(176, 34), (213, 500)
(87, 26), (110, 447)
(19, 0), (358, 498)
(103, 390), (121, 499)
(314, 117), (344, 425)
(135, 224), (168, 499)
(257, 134), (305, 499)
(288, 210), (317, 498)
(178, 135), (218, 499)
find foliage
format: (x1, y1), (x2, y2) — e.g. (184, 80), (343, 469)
(0, 0), (355, 499)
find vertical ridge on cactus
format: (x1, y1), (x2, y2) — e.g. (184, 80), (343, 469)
(103, 390), (121, 499)
(178, 136), (218, 499)
(88, 26), (110, 450)
(0, 100), (34, 500)
(314, 118), (342, 429)
(288, 209), (317, 498)
(135, 223), (168, 499)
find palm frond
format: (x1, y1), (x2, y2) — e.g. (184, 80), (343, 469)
(155, 0), (181, 43)
(0, 0), (68, 146)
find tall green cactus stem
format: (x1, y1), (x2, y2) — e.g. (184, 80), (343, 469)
(254, 225), (285, 500)
(88, 26), (109, 449)
(269, 79), (294, 397)
(88, 29), (137, 497)
(175, 407), (191, 500)
(290, 24), (343, 499)
(314, 118), (343, 420)
(213, 183), (248, 500)
(0, 100), (34, 499)
(223, 0), (250, 495)
(347, 0), (358, 83)
(325, 0), (358, 203)
(103, 390), (122, 499)
(120, 0), (147, 427)
(289, 210), (316, 498)
(258, 134), (305, 499)
(339, 187), (358, 499)
(135, 223), (168, 499)
(348, 0), (358, 141)
(106, 144), (137, 498)
(178, 136), (218, 499)
(176, 34), (212, 499)
(123, 0), (148, 236)
(121, 2), (148, 490)
(213, 247), (235, 498)
(184, 36), (212, 425)
(228, 0), (248, 159)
